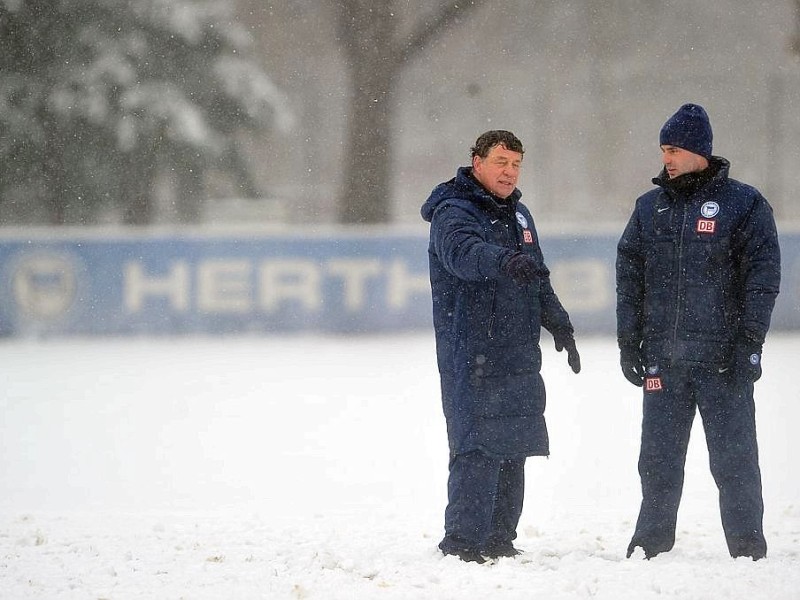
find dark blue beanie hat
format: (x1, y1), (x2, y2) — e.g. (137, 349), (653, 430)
(659, 103), (713, 158)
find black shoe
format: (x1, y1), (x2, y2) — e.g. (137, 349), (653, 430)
(626, 533), (675, 560)
(729, 536), (767, 561)
(732, 551), (766, 562)
(626, 541), (664, 560)
(441, 547), (487, 564)
(483, 543), (521, 559)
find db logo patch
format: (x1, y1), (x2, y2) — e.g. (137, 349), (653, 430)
(522, 229), (534, 244)
(645, 376), (663, 392)
(696, 219), (716, 234)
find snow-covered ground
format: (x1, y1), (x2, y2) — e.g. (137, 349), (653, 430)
(1, 332), (798, 599)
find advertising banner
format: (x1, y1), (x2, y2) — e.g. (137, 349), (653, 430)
(0, 229), (796, 337)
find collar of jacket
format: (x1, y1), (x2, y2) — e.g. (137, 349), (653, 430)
(652, 156), (730, 201)
(456, 166), (521, 216)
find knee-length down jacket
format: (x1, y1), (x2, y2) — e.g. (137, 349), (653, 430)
(421, 167), (574, 459)
(617, 157), (781, 368)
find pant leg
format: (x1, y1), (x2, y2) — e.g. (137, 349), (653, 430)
(695, 371), (766, 558)
(440, 450), (501, 552)
(485, 458), (526, 550)
(631, 367), (695, 555)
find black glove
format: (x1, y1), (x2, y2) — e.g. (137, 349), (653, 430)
(501, 252), (539, 285)
(736, 342), (763, 383)
(554, 332), (581, 374)
(620, 343), (644, 387)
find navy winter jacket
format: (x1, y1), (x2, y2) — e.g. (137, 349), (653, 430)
(616, 157), (781, 369)
(421, 167), (574, 459)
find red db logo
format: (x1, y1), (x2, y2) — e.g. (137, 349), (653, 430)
(696, 219), (716, 234)
(645, 376), (663, 392)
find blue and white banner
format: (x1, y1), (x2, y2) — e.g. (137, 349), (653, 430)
(0, 228), (796, 337)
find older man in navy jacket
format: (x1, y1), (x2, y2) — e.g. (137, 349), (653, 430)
(421, 130), (580, 563)
(617, 104), (781, 560)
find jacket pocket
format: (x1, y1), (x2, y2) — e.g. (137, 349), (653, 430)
(469, 371), (543, 417)
(467, 343), (542, 417)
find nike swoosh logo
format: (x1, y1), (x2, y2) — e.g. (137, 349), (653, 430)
(657, 207), (669, 213)
(490, 219), (500, 224)
(718, 367), (729, 373)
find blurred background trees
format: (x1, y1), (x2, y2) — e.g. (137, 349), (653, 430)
(0, 0), (289, 225)
(1, 0), (799, 227)
(243, 0), (800, 227)
(332, 0), (487, 224)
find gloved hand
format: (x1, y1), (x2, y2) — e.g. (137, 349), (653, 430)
(501, 252), (539, 285)
(554, 331), (581, 374)
(736, 342), (762, 383)
(620, 343), (644, 387)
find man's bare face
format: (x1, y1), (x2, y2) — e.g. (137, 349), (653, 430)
(472, 144), (522, 199)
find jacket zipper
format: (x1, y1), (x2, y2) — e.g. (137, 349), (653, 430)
(488, 209), (517, 339)
(672, 202), (688, 349)
(487, 283), (497, 339)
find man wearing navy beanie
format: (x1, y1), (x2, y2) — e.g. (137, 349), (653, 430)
(616, 103), (781, 560)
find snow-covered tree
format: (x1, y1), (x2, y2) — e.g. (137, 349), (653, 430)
(0, 0), (290, 225)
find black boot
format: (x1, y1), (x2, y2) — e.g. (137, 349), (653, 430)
(728, 535), (767, 561)
(440, 547), (487, 564)
(439, 537), (487, 564)
(483, 542), (521, 559)
(626, 537), (673, 559)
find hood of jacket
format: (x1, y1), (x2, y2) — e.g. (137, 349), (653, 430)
(421, 166), (521, 223)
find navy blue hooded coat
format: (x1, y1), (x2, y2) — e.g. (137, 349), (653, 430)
(617, 157), (780, 367)
(421, 167), (574, 459)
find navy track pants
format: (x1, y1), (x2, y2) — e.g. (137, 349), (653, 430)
(439, 450), (525, 553)
(632, 365), (766, 558)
